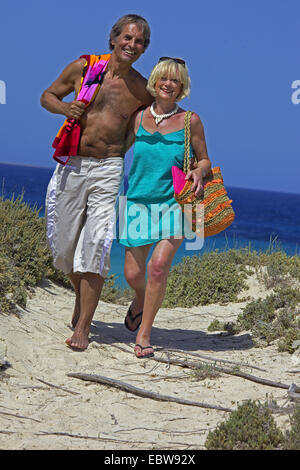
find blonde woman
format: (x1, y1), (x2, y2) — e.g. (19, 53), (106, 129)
(118, 58), (211, 358)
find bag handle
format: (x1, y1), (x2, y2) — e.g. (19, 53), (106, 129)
(184, 111), (193, 174)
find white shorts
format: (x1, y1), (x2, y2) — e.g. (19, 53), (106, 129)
(45, 156), (124, 277)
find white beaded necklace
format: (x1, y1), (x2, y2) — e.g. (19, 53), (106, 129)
(150, 103), (179, 125)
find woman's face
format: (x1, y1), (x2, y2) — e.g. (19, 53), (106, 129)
(154, 71), (183, 102)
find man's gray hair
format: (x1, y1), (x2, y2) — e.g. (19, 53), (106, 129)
(109, 14), (151, 51)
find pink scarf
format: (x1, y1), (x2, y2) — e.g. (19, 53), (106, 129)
(52, 54), (111, 165)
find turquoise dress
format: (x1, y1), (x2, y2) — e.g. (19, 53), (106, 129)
(118, 111), (193, 247)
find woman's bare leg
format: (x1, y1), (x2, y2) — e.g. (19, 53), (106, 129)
(124, 244), (152, 330)
(135, 237), (184, 357)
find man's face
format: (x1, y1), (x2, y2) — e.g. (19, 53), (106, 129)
(111, 23), (145, 64)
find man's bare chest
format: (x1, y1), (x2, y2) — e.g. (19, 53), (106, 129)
(87, 78), (140, 118)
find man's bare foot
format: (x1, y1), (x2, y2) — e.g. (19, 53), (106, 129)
(66, 327), (89, 351)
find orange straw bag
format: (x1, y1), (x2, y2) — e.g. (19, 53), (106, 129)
(172, 111), (235, 237)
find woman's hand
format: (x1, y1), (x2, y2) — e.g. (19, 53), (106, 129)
(185, 167), (204, 197)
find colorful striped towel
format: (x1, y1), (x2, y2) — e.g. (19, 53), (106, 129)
(52, 54), (111, 165)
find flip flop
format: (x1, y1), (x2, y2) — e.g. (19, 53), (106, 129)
(124, 306), (143, 332)
(134, 344), (154, 359)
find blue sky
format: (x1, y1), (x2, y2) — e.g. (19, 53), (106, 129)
(0, 0), (299, 194)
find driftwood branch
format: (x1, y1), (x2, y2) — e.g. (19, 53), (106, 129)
(153, 355), (300, 392)
(98, 340), (266, 371)
(158, 348), (266, 372)
(35, 430), (193, 448)
(288, 384), (300, 402)
(36, 378), (80, 395)
(0, 411), (41, 423)
(93, 341), (300, 395)
(115, 426), (211, 435)
(67, 372), (233, 413)
(36, 430), (140, 444)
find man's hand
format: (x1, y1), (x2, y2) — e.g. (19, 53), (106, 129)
(185, 168), (204, 197)
(64, 100), (86, 120)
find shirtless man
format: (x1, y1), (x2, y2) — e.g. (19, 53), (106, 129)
(41, 15), (153, 350)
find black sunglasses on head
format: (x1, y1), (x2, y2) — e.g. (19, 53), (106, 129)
(159, 56), (186, 66)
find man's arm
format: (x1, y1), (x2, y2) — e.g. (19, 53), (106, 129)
(124, 109), (142, 152)
(40, 58), (86, 119)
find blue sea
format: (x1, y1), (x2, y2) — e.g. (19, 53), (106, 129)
(1, 162), (300, 287)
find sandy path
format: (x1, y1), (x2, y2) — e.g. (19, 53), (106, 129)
(0, 277), (298, 450)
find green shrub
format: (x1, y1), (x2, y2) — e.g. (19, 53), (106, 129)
(0, 196), (50, 286)
(262, 251), (300, 288)
(163, 251), (249, 308)
(205, 401), (300, 451)
(0, 251), (23, 313)
(205, 400), (284, 450)
(0, 196), (52, 313)
(207, 319), (224, 332)
(254, 250), (300, 289)
(191, 362), (221, 381)
(207, 320), (240, 335)
(284, 406), (300, 450)
(234, 287), (300, 351)
(101, 275), (132, 304)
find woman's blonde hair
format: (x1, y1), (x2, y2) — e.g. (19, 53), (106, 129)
(146, 59), (191, 101)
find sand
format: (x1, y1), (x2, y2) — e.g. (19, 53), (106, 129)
(0, 273), (299, 450)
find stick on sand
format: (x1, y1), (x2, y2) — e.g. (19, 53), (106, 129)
(67, 372), (233, 413)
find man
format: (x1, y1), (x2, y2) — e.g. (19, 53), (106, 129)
(41, 14), (153, 350)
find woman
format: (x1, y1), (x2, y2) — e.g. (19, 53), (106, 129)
(118, 57), (211, 358)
